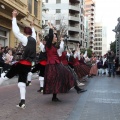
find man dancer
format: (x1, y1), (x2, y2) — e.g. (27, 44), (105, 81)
(0, 10), (36, 109)
(27, 32), (48, 93)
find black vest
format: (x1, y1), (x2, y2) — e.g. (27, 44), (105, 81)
(39, 51), (47, 61)
(22, 36), (36, 62)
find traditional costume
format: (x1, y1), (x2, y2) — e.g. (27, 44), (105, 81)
(0, 17), (36, 109)
(43, 28), (75, 101)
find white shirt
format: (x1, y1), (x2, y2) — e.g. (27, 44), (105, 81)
(103, 58), (107, 65)
(12, 18), (36, 46)
(39, 41), (64, 57)
(74, 51), (80, 60)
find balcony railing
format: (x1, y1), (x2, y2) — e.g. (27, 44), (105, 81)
(69, 15), (80, 22)
(69, 37), (80, 42)
(68, 26), (80, 32)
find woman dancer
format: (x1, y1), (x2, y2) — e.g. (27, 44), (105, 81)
(43, 23), (75, 102)
(89, 53), (98, 77)
(60, 46), (87, 93)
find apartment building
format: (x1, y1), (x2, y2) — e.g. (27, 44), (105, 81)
(42, 0), (85, 49)
(113, 17), (120, 64)
(85, 0), (95, 51)
(0, 0), (42, 48)
(94, 23), (107, 56)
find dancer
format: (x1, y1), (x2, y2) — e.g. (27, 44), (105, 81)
(72, 46), (88, 82)
(27, 32), (48, 93)
(0, 10), (36, 109)
(89, 53), (98, 77)
(79, 51), (91, 81)
(60, 46), (87, 93)
(43, 23), (75, 102)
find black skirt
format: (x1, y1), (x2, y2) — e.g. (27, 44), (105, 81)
(43, 63), (75, 94)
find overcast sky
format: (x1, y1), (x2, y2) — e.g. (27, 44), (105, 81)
(95, 0), (120, 48)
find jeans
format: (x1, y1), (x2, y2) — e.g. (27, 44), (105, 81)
(108, 63), (115, 76)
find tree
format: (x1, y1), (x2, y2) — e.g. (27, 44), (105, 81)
(80, 48), (92, 58)
(87, 48), (92, 58)
(110, 40), (116, 54)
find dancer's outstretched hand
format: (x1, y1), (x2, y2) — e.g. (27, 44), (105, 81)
(12, 10), (18, 18)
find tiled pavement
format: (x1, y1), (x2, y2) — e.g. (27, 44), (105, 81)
(0, 75), (120, 120)
(68, 75), (120, 120)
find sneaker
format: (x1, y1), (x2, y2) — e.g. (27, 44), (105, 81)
(37, 87), (43, 92)
(16, 104), (26, 109)
(78, 83), (85, 86)
(26, 81), (32, 86)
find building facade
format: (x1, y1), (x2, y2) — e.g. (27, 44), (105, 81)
(42, 0), (85, 49)
(113, 17), (120, 64)
(85, 0), (95, 51)
(94, 23), (107, 56)
(0, 0), (42, 48)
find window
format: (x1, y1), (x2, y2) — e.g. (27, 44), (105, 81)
(56, 20), (60, 25)
(56, 0), (61, 4)
(28, 0), (32, 13)
(46, 0), (48, 3)
(80, 32), (82, 38)
(45, 20), (48, 25)
(56, 9), (61, 13)
(0, 30), (6, 36)
(80, 24), (82, 30)
(34, 0), (38, 17)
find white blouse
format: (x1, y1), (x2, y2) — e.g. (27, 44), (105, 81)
(39, 41), (64, 57)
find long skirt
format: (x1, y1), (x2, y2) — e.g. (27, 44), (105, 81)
(80, 64), (91, 75)
(74, 64), (90, 79)
(43, 63), (75, 94)
(89, 64), (98, 75)
(64, 65), (80, 84)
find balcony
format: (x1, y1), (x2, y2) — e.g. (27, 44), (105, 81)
(90, 40), (94, 44)
(68, 26), (80, 32)
(69, 4), (80, 12)
(89, 45), (94, 49)
(69, 15), (80, 22)
(70, 0), (80, 4)
(0, 0), (27, 20)
(69, 36), (80, 42)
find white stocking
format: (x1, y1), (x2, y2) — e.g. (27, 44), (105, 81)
(27, 72), (33, 82)
(18, 82), (26, 100)
(39, 76), (44, 87)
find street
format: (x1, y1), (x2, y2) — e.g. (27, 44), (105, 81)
(0, 75), (120, 120)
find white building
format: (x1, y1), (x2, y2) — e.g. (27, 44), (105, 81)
(85, 0), (95, 51)
(42, 0), (85, 49)
(94, 23), (107, 56)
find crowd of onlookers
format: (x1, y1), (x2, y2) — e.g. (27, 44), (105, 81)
(0, 43), (24, 73)
(96, 51), (119, 77)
